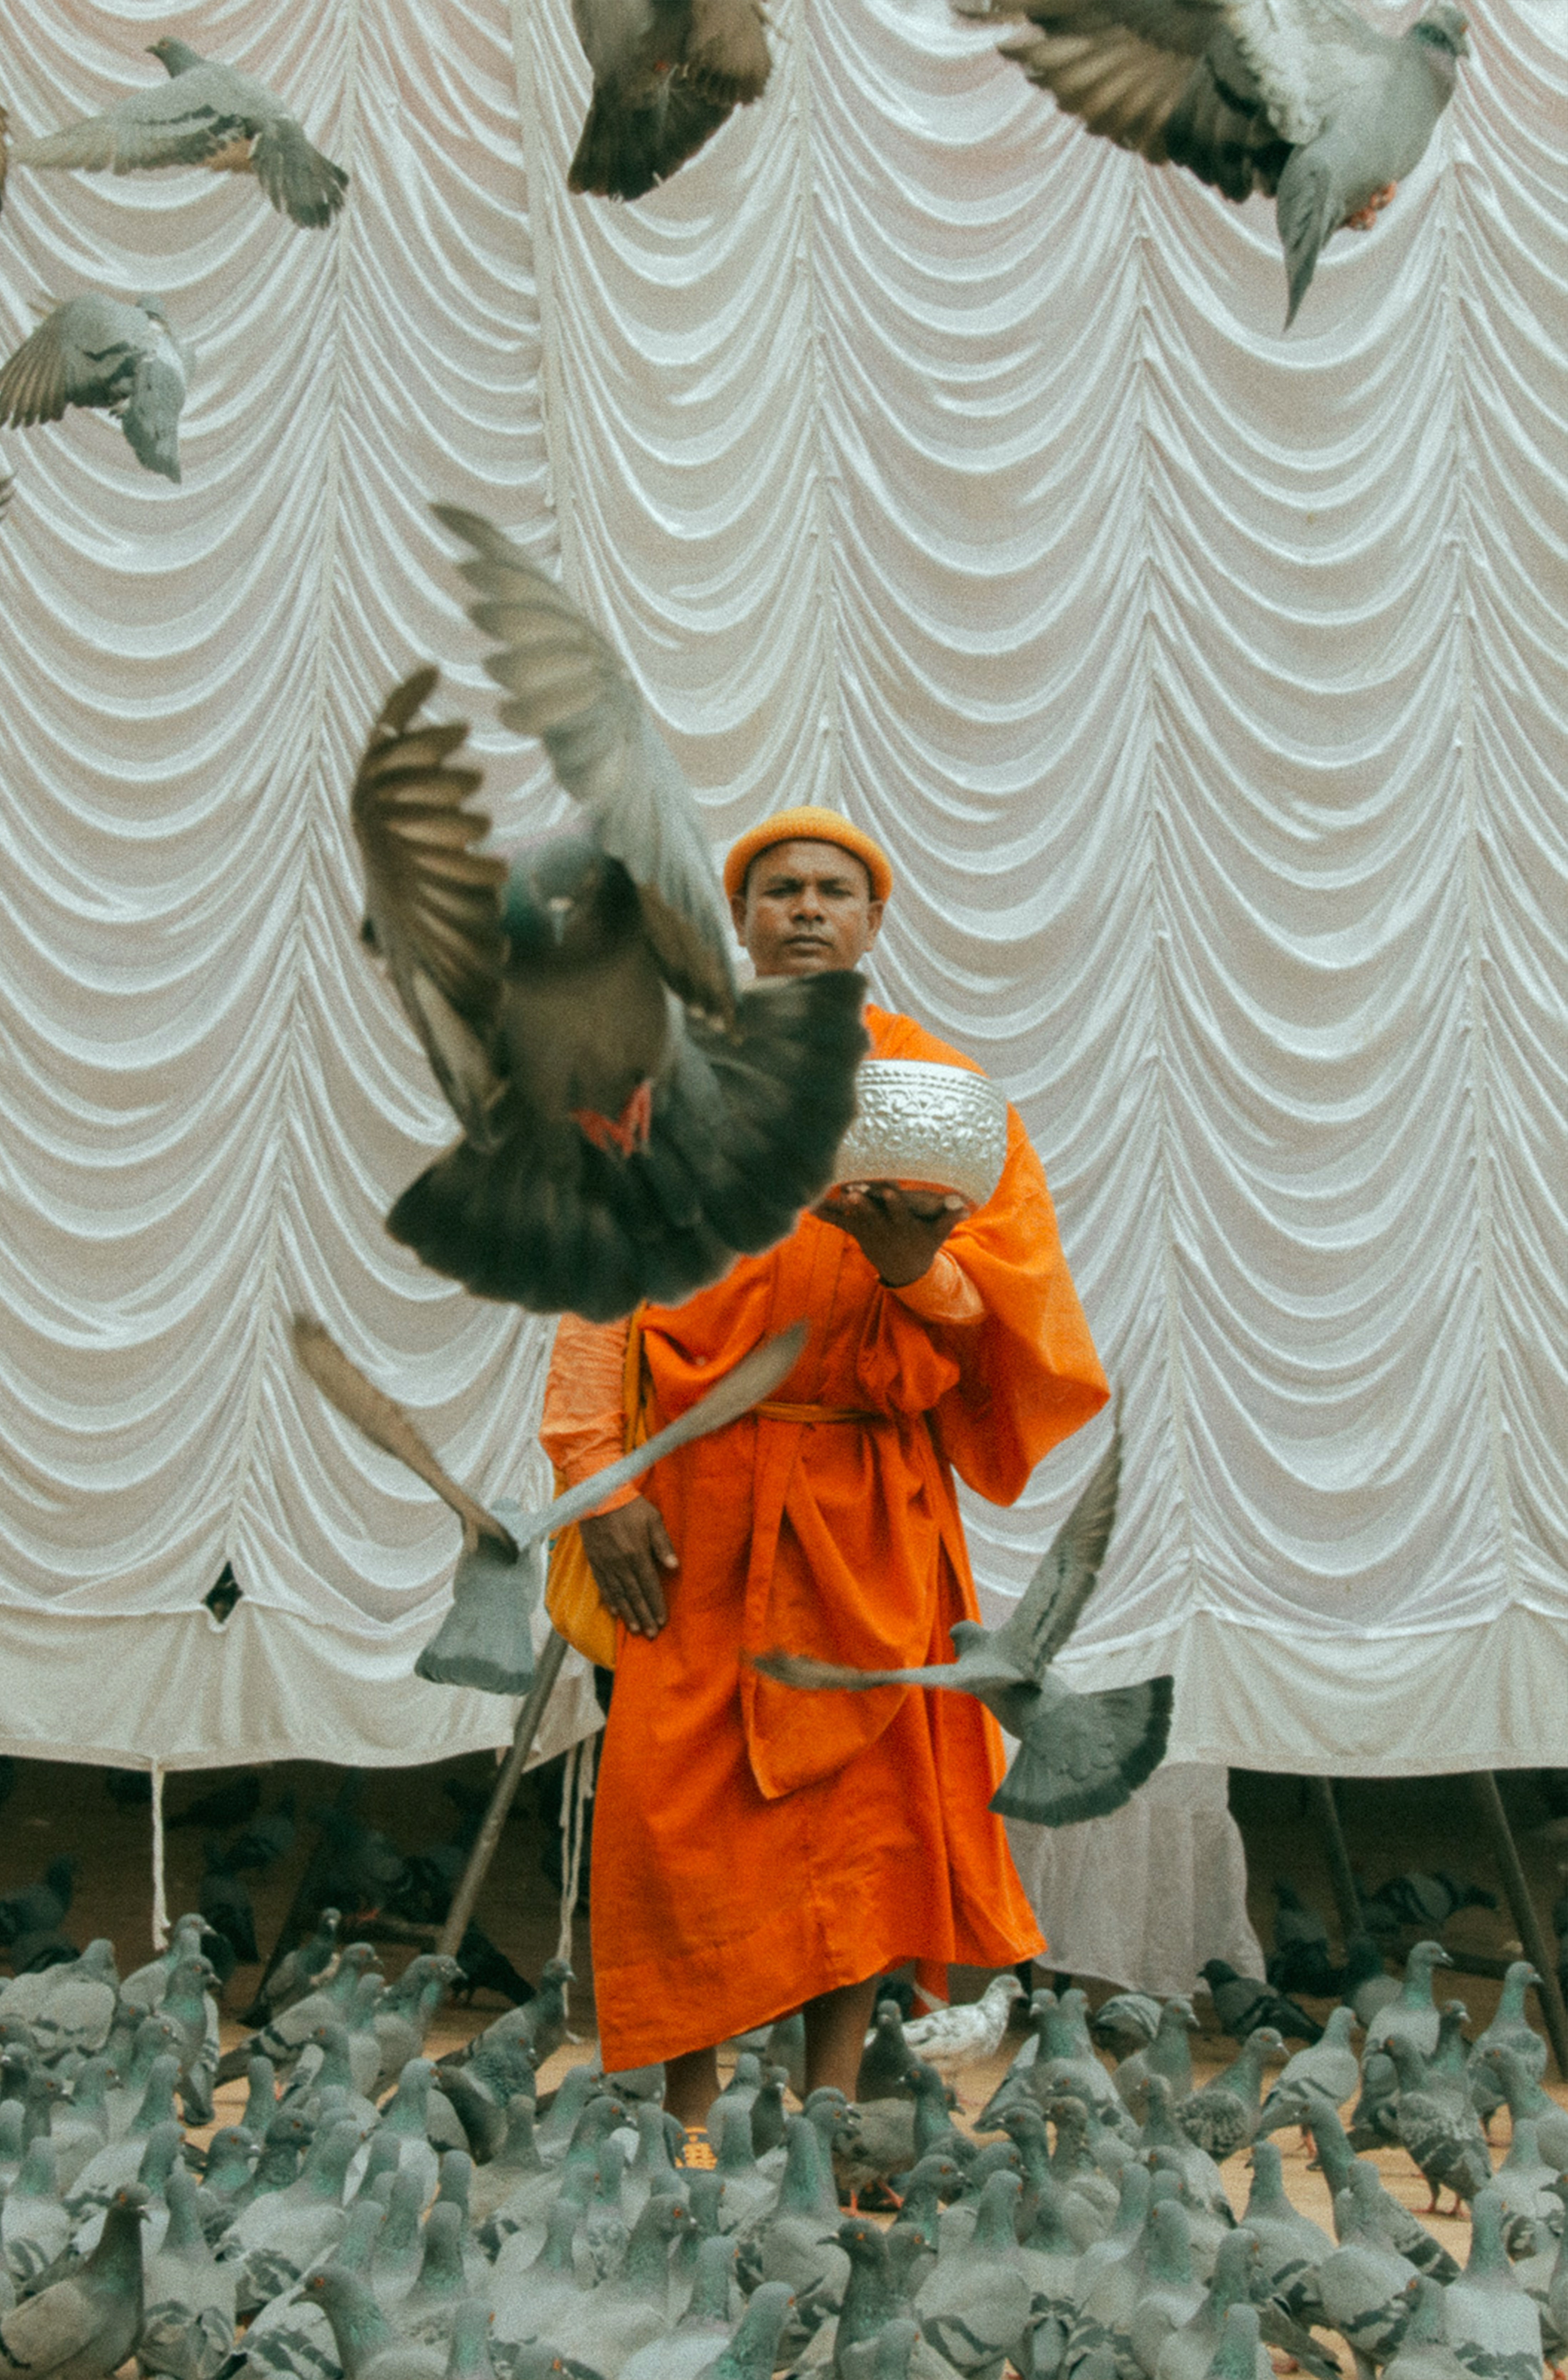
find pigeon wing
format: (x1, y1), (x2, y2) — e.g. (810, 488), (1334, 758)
(749, 1649), (961, 1694)
(973, 0), (1225, 163)
(0, 296), (142, 424)
(0, 2276), (102, 2371)
(349, 668), (508, 1144)
(386, 968), (866, 1320)
(432, 505), (736, 1025)
(989, 1675), (1173, 1827)
(1222, 0), (1388, 150)
(12, 74), (256, 173)
(987, 1401), (1122, 1681)
(248, 113), (349, 226)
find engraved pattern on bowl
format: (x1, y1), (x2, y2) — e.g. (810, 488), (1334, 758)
(831, 1060), (1009, 1210)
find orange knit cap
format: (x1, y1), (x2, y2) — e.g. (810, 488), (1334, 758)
(722, 806), (893, 905)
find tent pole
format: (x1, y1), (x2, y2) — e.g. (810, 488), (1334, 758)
(437, 1631), (569, 1959)
(1470, 1770), (1568, 2082)
(1307, 1776), (1363, 1944)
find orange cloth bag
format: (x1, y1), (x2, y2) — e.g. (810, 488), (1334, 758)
(544, 1312), (649, 1669)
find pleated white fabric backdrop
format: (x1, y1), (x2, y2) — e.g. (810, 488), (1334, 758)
(1, 0), (1565, 1773)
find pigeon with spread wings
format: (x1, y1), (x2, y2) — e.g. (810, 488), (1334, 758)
(350, 508), (866, 1322)
(752, 1403), (1172, 1826)
(960, 0), (1467, 326)
(0, 294), (190, 482)
(10, 39), (347, 228)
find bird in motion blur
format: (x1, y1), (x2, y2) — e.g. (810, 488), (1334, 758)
(753, 1402), (1174, 1825)
(9, 38), (347, 228)
(0, 294), (190, 480)
(348, 505), (866, 1321)
(567, 0), (772, 198)
(959, 0), (1468, 324)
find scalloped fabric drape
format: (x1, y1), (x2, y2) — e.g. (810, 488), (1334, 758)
(0, 0), (1564, 1772)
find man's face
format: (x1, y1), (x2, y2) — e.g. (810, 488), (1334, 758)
(731, 838), (883, 978)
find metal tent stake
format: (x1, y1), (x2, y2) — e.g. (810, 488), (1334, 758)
(1470, 1769), (1568, 2082)
(437, 1630), (570, 1959)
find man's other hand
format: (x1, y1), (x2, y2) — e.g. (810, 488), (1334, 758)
(578, 1494), (678, 1638)
(815, 1181), (965, 1287)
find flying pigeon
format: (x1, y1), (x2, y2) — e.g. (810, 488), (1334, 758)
(10, 40), (347, 228)
(294, 1311), (807, 1691)
(567, 0), (771, 200)
(348, 508), (867, 1321)
(959, 0), (1468, 324)
(0, 295), (190, 480)
(752, 1403), (1175, 1826)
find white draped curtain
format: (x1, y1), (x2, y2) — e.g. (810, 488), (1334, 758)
(1, 0), (1564, 1771)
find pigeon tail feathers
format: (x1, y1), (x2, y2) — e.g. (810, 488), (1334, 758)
(568, 72), (731, 200)
(988, 1675), (1174, 1828)
(1276, 145), (1338, 324)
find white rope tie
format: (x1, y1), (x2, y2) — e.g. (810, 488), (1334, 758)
(149, 1761), (168, 1951)
(555, 1735), (598, 1993)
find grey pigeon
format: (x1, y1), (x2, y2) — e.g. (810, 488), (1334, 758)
(1363, 1943), (1453, 2059)
(1198, 1964), (1319, 2047)
(350, 509), (868, 1322)
(915, 2168), (1032, 2379)
(1317, 2180), (1418, 2375)
(1259, 2006), (1358, 2125)
(136, 2165), (235, 2380)
(0, 295), (188, 481)
(1383, 2036), (1490, 2215)
(0, 2184), (145, 2380)
(1361, 1872), (1496, 1942)
(1472, 1962), (1547, 2085)
(567, 0), (771, 198)
(12, 40), (347, 227)
(1442, 2188), (1542, 2380)
(960, 0), (1468, 323)
(755, 1409), (1173, 1827)
(1171, 2031), (1284, 2163)
(303, 2267), (444, 2380)
(1380, 2276), (1469, 2380)
(1266, 1883), (1337, 1999)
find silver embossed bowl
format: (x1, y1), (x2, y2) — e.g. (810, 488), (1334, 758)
(830, 1059), (1008, 1211)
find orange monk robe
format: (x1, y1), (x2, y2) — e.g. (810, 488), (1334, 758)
(539, 1004), (1109, 2070)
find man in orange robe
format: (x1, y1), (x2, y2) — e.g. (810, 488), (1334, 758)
(539, 806), (1108, 2125)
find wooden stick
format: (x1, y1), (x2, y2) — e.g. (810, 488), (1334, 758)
(1470, 1770), (1568, 2082)
(1308, 1776), (1364, 1946)
(437, 1631), (570, 1958)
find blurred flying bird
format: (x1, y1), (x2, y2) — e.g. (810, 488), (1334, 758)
(348, 508), (866, 1322)
(10, 40), (347, 227)
(958, 0), (1468, 324)
(567, 0), (771, 199)
(753, 1404), (1174, 1826)
(0, 294), (190, 480)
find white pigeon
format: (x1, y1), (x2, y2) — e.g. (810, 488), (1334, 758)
(959, 0), (1469, 325)
(11, 40), (347, 228)
(900, 1975), (1025, 2075)
(0, 294), (190, 482)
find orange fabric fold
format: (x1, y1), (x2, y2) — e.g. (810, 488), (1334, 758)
(539, 1004), (1108, 2069)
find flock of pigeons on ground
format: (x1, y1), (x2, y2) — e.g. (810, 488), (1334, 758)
(0, 0), (1473, 497)
(0, 1836), (1566, 2380)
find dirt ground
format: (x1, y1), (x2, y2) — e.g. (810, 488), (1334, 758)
(4, 1751), (1567, 2245)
